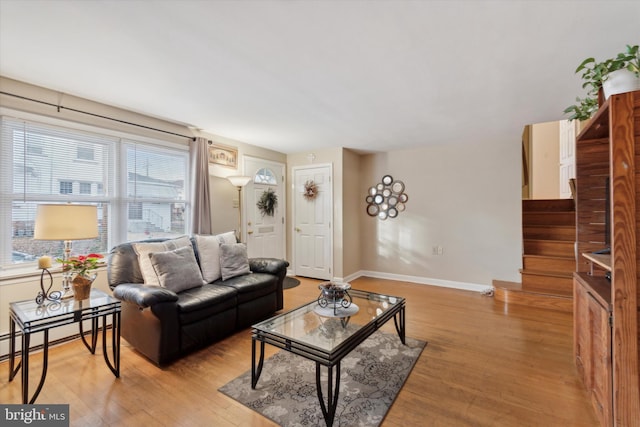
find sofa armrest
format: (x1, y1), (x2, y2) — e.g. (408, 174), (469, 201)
(249, 258), (289, 275)
(112, 283), (179, 308)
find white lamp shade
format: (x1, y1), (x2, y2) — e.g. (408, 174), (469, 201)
(227, 176), (252, 187)
(34, 204), (99, 240)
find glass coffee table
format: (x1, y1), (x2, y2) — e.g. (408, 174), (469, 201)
(251, 288), (405, 427)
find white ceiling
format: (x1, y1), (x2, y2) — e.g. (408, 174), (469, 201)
(0, 1), (639, 154)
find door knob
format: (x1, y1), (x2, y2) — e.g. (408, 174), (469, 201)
(295, 227), (301, 232)
(247, 230), (254, 235)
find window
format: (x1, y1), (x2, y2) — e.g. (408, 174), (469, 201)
(79, 182), (92, 195)
(254, 167), (277, 185)
(76, 145), (94, 161)
(128, 202), (142, 220)
(124, 143), (188, 240)
(59, 181), (73, 194)
(0, 116), (190, 267)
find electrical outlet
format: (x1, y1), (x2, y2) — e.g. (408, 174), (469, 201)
(438, 246), (444, 255)
(432, 246), (444, 255)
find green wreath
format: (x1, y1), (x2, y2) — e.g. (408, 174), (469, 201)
(257, 188), (278, 217)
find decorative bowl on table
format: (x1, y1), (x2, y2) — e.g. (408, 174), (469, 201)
(316, 282), (355, 317)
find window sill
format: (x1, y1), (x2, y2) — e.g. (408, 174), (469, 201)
(0, 265), (106, 284)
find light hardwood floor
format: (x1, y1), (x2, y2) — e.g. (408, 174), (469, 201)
(1, 277), (598, 426)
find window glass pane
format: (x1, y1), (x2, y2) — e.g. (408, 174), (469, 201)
(254, 167), (277, 185)
(127, 202), (186, 241)
(126, 145), (186, 200)
(79, 182), (92, 194)
(125, 143), (188, 241)
(1, 118), (114, 266)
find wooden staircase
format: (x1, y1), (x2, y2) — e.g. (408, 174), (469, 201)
(494, 199), (576, 312)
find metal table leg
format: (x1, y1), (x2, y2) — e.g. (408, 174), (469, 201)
(316, 362), (340, 427)
(8, 317), (20, 381)
(393, 305), (406, 345)
(17, 329), (49, 404)
(80, 314), (99, 354)
(251, 337), (265, 389)
(101, 312), (121, 377)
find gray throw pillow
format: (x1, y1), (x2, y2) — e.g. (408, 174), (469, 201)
(219, 243), (251, 281)
(132, 236), (191, 286)
(149, 245), (205, 293)
(194, 234), (222, 283)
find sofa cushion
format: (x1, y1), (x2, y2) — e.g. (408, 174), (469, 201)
(194, 234), (223, 283)
(132, 236), (191, 286)
(176, 283), (238, 324)
(220, 243), (251, 280)
(149, 245), (205, 293)
(220, 272), (277, 303)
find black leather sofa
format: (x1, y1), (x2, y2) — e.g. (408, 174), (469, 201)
(107, 237), (288, 365)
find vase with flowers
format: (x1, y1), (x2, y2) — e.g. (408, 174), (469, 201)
(57, 253), (104, 300)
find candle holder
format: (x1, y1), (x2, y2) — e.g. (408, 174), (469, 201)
(35, 267), (62, 305)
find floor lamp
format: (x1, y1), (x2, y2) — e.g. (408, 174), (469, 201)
(227, 176), (252, 243)
(34, 204), (99, 299)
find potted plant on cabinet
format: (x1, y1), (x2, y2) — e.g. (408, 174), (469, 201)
(564, 44), (639, 122)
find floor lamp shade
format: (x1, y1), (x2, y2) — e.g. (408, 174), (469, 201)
(227, 176), (252, 187)
(34, 204), (99, 240)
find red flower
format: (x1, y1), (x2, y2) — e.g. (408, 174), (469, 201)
(57, 253), (105, 276)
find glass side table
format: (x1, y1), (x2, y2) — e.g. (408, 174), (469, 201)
(8, 289), (121, 404)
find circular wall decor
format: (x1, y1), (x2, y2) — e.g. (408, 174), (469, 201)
(365, 175), (408, 220)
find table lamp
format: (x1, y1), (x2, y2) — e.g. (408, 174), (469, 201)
(226, 176), (252, 242)
(34, 204), (99, 298)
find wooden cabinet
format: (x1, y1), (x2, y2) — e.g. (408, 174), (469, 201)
(574, 273), (612, 426)
(573, 90), (640, 426)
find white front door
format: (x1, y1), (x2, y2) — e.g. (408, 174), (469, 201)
(293, 164), (332, 280)
(243, 157), (285, 260)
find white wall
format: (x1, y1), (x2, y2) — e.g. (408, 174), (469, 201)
(360, 139), (522, 286)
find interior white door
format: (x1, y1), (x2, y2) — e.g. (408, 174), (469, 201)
(243, 157), (285, 260)
(559, 119), (576, 199)
(293, 165), (332, 280)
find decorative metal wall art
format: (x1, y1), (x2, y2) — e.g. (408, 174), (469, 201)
(366, 175), (408, 220)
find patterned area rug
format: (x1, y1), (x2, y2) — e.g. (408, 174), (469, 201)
(219, 330), (426, 427)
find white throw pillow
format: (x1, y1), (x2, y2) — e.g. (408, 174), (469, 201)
(194, 234), (222, 283)
(216, 231), (237, 245)
(132, 236), (191, 286)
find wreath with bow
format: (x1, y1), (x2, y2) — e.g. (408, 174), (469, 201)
(257, 188), (278, 217)
(303, 180), (319, 200)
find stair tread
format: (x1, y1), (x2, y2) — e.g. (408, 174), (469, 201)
(523, 238), (575, 244)
(524, 225), (576, 230)
(523, 254), (575, 260)
(520, 268), (573, 278)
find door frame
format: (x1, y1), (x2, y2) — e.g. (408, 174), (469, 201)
(242, 156), (286, 259)
(292, 163), (333, 279)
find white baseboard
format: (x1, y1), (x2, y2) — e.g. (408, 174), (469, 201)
(343, 270), (492, 293)
(289, 269), (491, 294)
